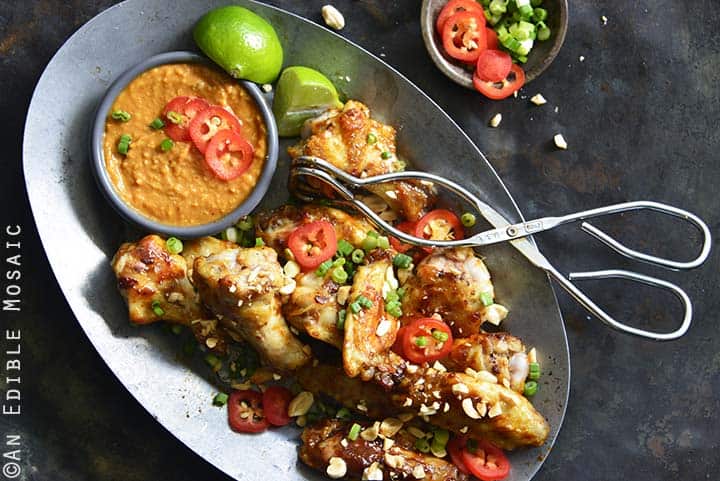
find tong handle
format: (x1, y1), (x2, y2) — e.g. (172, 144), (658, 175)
(547, 266), (692, 341)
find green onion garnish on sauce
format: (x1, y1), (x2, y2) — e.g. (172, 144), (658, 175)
(111, 110), (131, 122)
(149, 117), (165, 129)
(160, 138), (174, 152)
(166, 111), (183, 124)
(381, 151), (392, 159)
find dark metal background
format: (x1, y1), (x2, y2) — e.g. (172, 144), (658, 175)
(1, 1), (718, 480)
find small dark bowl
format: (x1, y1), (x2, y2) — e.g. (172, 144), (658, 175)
(90, 51), (278, 238)
(421, 0), (568, 88)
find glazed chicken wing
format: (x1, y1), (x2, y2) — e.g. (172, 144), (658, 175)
(402, 247), (509, 336)
(288, 100), (435, 221)
(111, 235), (199, 325)
(343, 256), (405, 388)
(256, 204), (374, 253)
(192, 246), (312, 371)
(300, 419), (468, 481)
(283, 271), (345, 348)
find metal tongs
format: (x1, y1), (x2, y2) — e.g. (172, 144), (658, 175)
(290, 156), (712, 341)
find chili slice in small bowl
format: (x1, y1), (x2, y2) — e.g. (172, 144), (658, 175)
(442, 11), (487, 63)
(162, 96), (210, 142)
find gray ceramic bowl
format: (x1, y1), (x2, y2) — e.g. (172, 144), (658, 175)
(421, 0), (568, 88)
(90, 51), (279, 238)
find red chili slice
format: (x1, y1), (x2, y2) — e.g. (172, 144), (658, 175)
(448, 436), (471, 475)
(460, 439), (511, 481)
(188, 105), (243, 153)
(204, 129), (254, 181)
(389, 221), (417, 253)
(436, 0), (485, 34)
(262, 386), (293, 427)
(485, 27), (499, 50)
(475, 49), (513, 82)
(287, 221), (338, 271)
(162, 96), (210, 142)
(415, 209), (465, 252)
(400, 317), (453, 364)
(391, 325), (408, 356)
(473, 64), (525, 100)
(227, 390), (269, 433)
(442, 11), (487, 63)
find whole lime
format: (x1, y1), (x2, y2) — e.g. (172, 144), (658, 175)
(193, 6), (283, 84)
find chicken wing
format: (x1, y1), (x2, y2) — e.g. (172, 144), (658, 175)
(402, 247), (509, 336)
(255, 204), (374, 254)
(283, 270), (345, 348)
(111, 235), (199, 325)
(192, 246), (312, 371)
(343, 255), (405, 389)
(297, 363), (548, 450)
(288, 100), (435, 221)
(300, 419), (468, 481)
(445, 333), (529, 393)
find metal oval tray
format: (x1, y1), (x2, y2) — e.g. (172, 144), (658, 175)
(22, 1), (569, 479)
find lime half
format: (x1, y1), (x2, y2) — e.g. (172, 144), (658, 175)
(272, 66), (343, 137)
(193, 6), (283, 84)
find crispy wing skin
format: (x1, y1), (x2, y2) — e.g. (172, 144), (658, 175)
(283, 271), (344, 348)
(111, 235), (199, 325)
(192, 246), (312, 371)
(256, 204), (374, 253)
(288, 100), (434, 221)
(298, 363), (548, 450)
(402, 247), (509, 336)
(343, 257), (405, 388)
(300, 419), (468, 481)
(181, 236), (237, 279)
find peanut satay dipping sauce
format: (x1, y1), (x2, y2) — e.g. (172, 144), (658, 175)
(103, 62), (267, 226)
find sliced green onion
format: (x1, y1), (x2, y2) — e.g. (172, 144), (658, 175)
(415, 438), (431, 453)
(385, 301), (402, 318)
(431, 329), (449, 343)
(518, 4), (533, 19)
(254, 237), (265, 247)
(377, 236), (390, 250)
(221, 226), (239, 243)
(348, 423), (361, 441)
(349, 301), (362, 314)
(117, 134), (131, 155)
(331, 267), (348, 284)
(536, 22), (551, 41)
(166, 111), (183, 124)
(489, 0), (507, 16)
(204, 353), (222, 370)
(366, 133), (377, 144)
(381, 151), (392, 159)
(396, 287), (406, 299)
(385, 291), (400, 304)
(236, 217), (254, 231)
(213, 392), (229, 406)
(111, 110), (131, 122)
(393, 253), (413, 269)
(165, 236), (183, 254)
(461, 212), (476, 227)
(151, 300), (164, 317)
(171, 324), (183, 335)
(530, 0), (542, 6)
(315, 260), (333, 276)
(160, 138), (174, 152)
(480, 291), (494, 307)
(524, 380), (538, 397)
(533, 7), (547, 22)
(336, 407), (351, 419)
(337, 309), (347, 330)
(510, 21), (535, 41)
(415, 336), (428, 347)
(433, 429), (450, 447)
(362, 235), (378, 251)
(528, 362), (541, 380)
(357, 295), (373, 309)
(351, 249), (365, 264)
(333, 257), (346, 267)
(149, 117), (165, 129)
(337, 239), (354, 257)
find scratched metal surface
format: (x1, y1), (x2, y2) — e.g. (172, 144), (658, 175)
(19, 0), (568, 480)
(2, 1), (719, 481)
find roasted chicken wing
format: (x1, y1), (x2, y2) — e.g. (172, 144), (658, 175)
(111, 235), (199, 325)
(402, 247), (509, 336)
(192, 246), (312, 371)
(300, 419), (468, 481)
(288, 100), (435, 221)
